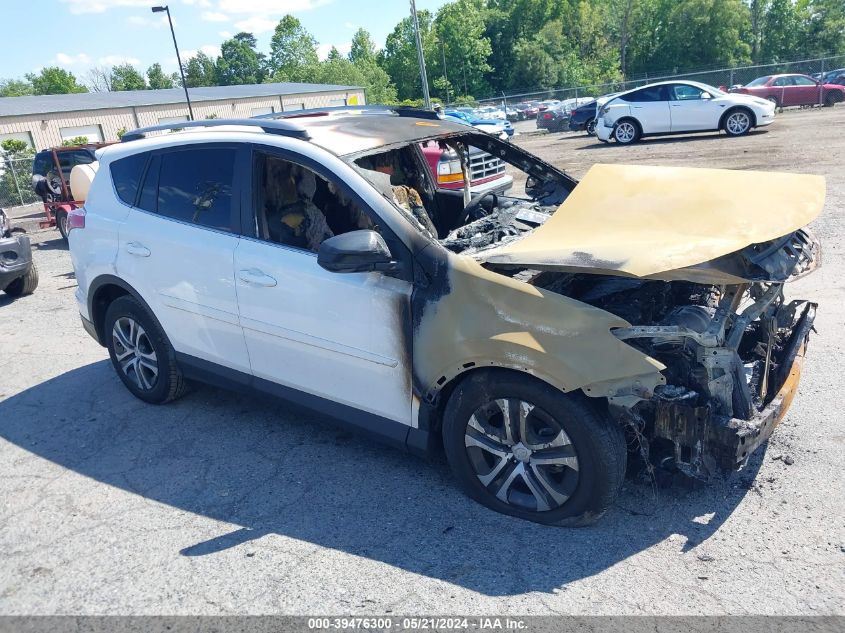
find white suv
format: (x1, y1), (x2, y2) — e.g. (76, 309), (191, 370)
(70, 109), (820, 526)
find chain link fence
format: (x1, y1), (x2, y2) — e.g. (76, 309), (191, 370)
(470, 54), (845, 107)
(0, 155), (40, 212)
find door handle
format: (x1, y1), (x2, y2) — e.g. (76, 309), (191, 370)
(238, 268), (277, 287)
(126, 242), (150, 257)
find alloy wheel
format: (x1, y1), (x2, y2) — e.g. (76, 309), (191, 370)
(726, 111), (751, 135)
(464, 398), (580, 512)
(112, 316), (159, 391)
(614, 121), (636, 143)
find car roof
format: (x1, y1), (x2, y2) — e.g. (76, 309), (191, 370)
(121, 107), (472, 158)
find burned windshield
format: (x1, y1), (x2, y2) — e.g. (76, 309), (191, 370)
(353, 132), (575, 254)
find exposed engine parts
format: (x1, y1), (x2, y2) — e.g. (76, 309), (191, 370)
(523, 271), (816, 478)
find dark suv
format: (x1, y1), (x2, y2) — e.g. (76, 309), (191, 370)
(31, 146), (98, 202)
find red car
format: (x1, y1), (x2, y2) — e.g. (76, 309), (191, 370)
(732, 73), (845, 108)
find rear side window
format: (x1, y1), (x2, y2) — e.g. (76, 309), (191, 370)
(623, 86), (667, 102)
(110, 153), (148, 206)
(153, 147), (236, 232)
(32, 153), (52, 177)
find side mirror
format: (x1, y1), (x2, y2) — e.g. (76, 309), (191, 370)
(701, 92), (712, 100)
(317, 230), (398, 274)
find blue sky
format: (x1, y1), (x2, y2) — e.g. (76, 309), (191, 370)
(2, 0), (449, 81)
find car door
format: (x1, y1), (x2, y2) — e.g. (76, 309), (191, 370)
(115, 143), (252, 374)
(772, 76), (800, 106)
(233, 145), (414, 426)
(622, 85), (671, 133)
(667, 83), (724, 131)
(791, 75), (822, 105)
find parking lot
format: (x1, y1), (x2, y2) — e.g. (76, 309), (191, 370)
(1, 106), (843, 615)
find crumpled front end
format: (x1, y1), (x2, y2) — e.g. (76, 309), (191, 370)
(527, 260), (818, 477)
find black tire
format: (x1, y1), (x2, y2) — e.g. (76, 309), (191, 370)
(442, 369), (626, 526)
(55, 210), (69, 241)
(612, 118), (640, 144)
(586, 119), (596, 136)
(723, 107), (753, 137)
(104, 295), (188, 404)
(3, 263), (39, 297)
(824, 92), (840, 107)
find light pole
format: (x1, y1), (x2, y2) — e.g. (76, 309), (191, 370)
(152, 5), (194, 120)
(409, 0), (431, 109)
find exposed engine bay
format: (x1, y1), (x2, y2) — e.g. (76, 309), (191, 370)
(511, 269), (816, 478)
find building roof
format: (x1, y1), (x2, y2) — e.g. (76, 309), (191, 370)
(0, 82), (360, 118)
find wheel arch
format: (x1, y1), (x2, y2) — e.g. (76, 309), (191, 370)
(613, 116), (642, 140)
(721, 105), (757, 130)
(87, 275), (162, 347)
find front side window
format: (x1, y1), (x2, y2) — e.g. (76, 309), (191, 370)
(253, 151), (379, 253)
(150, 147), (236, 231)
(792, 76), (816, 86)
(671, 84), (705, 100)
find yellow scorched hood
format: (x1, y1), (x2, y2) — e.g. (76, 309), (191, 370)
(481, 164), (824, 283)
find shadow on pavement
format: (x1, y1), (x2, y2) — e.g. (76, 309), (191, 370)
(0, 361), (764, 596)
(576, 129), (769, 149)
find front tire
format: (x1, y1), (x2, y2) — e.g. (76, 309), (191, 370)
(3, 263), (39, 296)
(613, 119), (640, 144)
(442, 370), (626, 526)
(724, 108), (753, 136)
(824, 92), (840, 107)
(104, 295), (188, 404)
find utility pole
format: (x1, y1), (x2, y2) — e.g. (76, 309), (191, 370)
(152, 5), (194, 120)
(410, 0), (431, 109)
(440, 40), (450, 105)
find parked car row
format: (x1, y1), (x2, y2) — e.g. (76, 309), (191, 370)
(730, 73), (845, 108)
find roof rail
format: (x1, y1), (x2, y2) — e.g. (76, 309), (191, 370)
(121, 118), (311, 143)
(254, 105), (440, 121)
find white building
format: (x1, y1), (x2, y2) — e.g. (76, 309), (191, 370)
(0, 82), (365, 150)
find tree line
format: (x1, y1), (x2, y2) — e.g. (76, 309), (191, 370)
(1, 0), (843, 103)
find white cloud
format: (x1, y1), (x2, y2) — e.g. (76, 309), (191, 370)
(181, 0), (211, 6)
(53, 52), (92, 66)
(233, 15), (278, 34)
(201, 11), (229, 22)
(219, 30), (233, 39)
(344, 22), (358, 30)
(317, 41), (351, 61)
(218, 0), (331, 14)
(127, 15), (171, 28)
(98, 55), (141, 66)
(180, 45), (221, 61)
(61, 0), (152, 14)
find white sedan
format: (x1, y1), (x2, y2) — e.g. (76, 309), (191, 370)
(596, 80), (776, 144)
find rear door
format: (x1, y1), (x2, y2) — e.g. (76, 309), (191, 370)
(667, 83), (724, 131)
(773, 76), (798, 106)
(621, 85), (671, 133)
(115, 143), (251, 374)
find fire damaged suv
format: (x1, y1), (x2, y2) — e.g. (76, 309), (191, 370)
(68, 107), (822, 526)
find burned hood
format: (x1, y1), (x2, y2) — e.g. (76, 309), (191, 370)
(480, 164), (824, 283)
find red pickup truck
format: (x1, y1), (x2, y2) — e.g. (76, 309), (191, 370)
(420, 142), (513, 196)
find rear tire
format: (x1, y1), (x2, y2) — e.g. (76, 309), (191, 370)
(613, 119), (640, 144)
(442, 370), (626, 526)
(586, 119), (596, 136)
(55, 210), (69, 241)
(104, 295), (188, 404)
(3, 263), (39, 296)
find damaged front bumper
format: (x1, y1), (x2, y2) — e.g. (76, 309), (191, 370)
(0, 233), (33, 290)
(651, 302), (816, 476)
